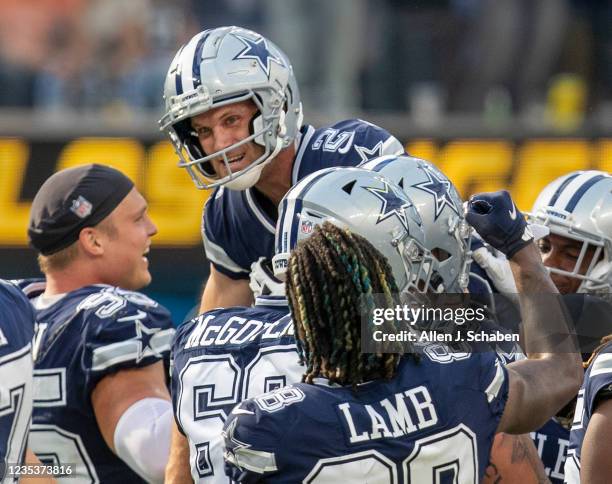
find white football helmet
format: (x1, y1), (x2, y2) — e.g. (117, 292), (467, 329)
(360, 155), (471, 292)
(529, 170), (612, 294)
(159, 26), (303, 190)
(273, 167), (436, 297)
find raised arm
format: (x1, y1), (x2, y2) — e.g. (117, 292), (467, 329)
(199, 264), (253, 312)
(466, 191), (582, 434)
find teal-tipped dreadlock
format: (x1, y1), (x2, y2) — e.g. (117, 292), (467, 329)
(286, 221), (409, 387)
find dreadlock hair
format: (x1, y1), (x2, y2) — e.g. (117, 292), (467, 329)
(286, 221), (412, 387)
(585, 334), (612, 368)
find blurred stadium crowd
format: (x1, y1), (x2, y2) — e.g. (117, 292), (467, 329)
(0, 0), (611, 123)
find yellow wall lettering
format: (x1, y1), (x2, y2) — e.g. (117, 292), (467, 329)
(0, 139), (30, 244)
(596, 139), (612, 174)
(146, 141), (211, 245)
(0, 136), (609, 248)
(436, 140), (514, 199)
(57, 138), (143, 185)
(406, 140), (438, 162)
(513, 140), (590, 210)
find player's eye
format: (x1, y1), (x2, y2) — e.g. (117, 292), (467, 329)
(224, 115), (239, 126)
(565, 250), (580, 261)
(194, 127), (211, 138)
(537, 239), (551, 253)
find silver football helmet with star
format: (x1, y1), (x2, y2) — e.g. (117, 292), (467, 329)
(272, 167), (436, 296)
(159, 26), (303, 190)
(360, 155), (471, 292)
(529, 170), (612, 294)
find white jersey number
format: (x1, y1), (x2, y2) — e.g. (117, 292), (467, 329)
(177, 346), (302, 484)
(0, 345), (33, 478)
(305, 424), (478, 484)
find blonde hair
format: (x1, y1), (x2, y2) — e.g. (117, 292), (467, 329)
(37, 218), (117, 274)
(37, 242), (80, 273)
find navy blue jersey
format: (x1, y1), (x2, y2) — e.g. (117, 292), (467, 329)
(223, 347), (509, 483)
(530, 419), (569, 484)
(202, 120), (404, 279)
(19, 280), (174, 484)
(171, 297), (302, 483)
(566, 341), (612, 483)
(0, 280), (35, 481)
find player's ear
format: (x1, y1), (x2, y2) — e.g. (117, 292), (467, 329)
(78, 227), (105, 256)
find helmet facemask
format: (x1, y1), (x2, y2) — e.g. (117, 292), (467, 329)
(159, 27), (303, 191)
(361, 155), (472, 294)
(164, 90), (292, 191)
(534, 217), (609, 294)
(273, 167), (437, 304)
(394, 230), (437, 303)
(528, 170), (612, 295)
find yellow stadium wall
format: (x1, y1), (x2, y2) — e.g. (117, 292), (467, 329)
(1, 136), (611, 248)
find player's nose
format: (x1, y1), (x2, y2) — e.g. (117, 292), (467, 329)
(146, 214), (158, 237)
(212, 127), (236, 153)
(541, 249), (560, 269)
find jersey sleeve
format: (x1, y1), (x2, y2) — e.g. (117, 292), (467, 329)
(82, 290), (175, 393)
(584, 346), (612, 414)
(202, 188), (251, 280)
(0, 280), (36, 352)
(223, 398), (284, 483)
(354, 119), (405, 160)
(478, 352), (509, 420)
(169, 321), (192, 436)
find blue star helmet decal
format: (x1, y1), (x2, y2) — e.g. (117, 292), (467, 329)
(411, 167), (460, 220)
(232, 34), (284, 78)
(363, 181), (414, 231)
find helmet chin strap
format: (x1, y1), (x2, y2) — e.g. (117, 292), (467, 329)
(223, 135), (285, 191)
(579, 259), (612, 294)
(225, 163), (266, 190)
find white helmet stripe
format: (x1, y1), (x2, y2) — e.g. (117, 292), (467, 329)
(276, 197), (301, 254)
(276, 168), (339, 254)
(565, 174), (608, 212)
(552, 171), (604, 211)
(191, 31), (211, 88)
(172, 45), (185, 96)
(359, 154), (399, 171)
(546, 172), (580, 207)
(177, 33), (205, 95)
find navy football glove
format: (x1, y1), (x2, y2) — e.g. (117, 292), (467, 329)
(465, 190), (534, 259)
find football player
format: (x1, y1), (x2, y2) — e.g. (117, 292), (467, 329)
(169, 290), (300, 484)
(469, 170), (612, 483)
(167, 162), (476, 483)
(0, 279), (35, 482)
(360, 154), (548, 482)
(566, 337), (612, 484)
(530, 170), (611, 297)
(526, 170), (612, 484)
(222, 168), (582, 482)
(22, 165), (175, 483)
(159, 26), (405, 314)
